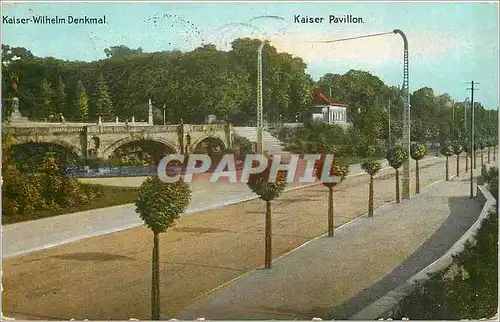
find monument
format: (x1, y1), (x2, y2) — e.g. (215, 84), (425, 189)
(9, 97), (29, 123)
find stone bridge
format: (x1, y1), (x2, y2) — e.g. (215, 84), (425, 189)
(4, 122), (233, 160)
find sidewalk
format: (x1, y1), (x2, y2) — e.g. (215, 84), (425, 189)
(177, 173), (485, 320)
(1, 156), (438, 259)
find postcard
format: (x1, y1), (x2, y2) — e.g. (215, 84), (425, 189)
(1, 1), (498, 321)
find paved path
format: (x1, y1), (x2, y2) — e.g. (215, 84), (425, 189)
(4, 157), (430, 259)
(177, 171), (485, 320)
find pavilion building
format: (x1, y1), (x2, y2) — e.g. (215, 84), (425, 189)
(310, 88), (350, 126)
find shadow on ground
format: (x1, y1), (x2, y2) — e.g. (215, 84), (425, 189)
(49, 252), (135, 262)
(308, 195), (482, 320)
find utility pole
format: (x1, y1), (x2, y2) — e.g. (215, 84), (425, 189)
(467, 81), (479, 198)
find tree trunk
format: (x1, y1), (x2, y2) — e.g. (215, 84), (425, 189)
(494, 146), (496, 161)
(151, 232), (160, 320)
(265, 200), (272, 269)
(488, 147), (491, 164)
(445, 156), (449, 181)
(416, 160), (420, 194)
(456, 154), (460, 177)
(481, 150), (484, 167)
(473, 151), (476, 169)
(328, 186), (334, 237)
(368, 175), (374, 217)
(395, 169), (400, 204)
(466, 153), (469, 172)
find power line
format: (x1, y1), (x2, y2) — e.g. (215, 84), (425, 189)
(300, 31), (394, 44)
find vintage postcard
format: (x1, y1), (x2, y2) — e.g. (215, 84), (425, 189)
(1, 1), (498, 320)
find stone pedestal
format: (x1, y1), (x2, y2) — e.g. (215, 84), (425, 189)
(8, 97), (29, 123)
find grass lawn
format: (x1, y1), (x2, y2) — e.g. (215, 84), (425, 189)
(2, 184), (139, 225)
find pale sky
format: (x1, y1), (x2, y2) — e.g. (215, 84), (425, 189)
(1, 1), (499, 108)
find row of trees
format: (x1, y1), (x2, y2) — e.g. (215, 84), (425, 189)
(2, 41), (313, 125)
(3, 43), (497, 145)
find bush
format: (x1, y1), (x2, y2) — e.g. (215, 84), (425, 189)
(484, 167), (498, 201)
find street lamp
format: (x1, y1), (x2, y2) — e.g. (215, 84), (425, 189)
(256, 40), (268, 154)
(393, 29), (411, 200)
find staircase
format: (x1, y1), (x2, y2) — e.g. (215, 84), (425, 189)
(233, 127), (284, 152)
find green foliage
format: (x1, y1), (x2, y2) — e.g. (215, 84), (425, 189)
(395, 209), (498, 319)
(2, 140), (103, 218)
(478, 138), (486, 150)
(315, 156), (349, 187)
(247, 161), (288, 201)
(410, 143), (427, 161)
(10, 142), (83, 173)
(361, 159), (382, 176)
(385, 146), (408, 170)
(462, 140), (471, 153)
(484, 167), (498, 201)
(95, 74), (114, 120)
(135, 176), (191, 234)
(54, 76), (67, 115)
(104, 45), (143, 58)
(35, 78), (54, 119)
(440, 142), (454, 157)
(75, 80), (89, 121)
(452, 142), (463, 155)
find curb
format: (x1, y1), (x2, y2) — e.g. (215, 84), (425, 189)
(349, 177), (496, 320)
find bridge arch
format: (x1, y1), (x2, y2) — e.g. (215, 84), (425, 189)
(190, 135), (227, 153)
(101, 137), (179, 162)
(10, 140), (85, 172)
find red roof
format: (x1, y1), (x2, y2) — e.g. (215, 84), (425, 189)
(312, 88), (349, 107)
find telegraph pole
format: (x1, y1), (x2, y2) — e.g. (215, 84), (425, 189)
(467, 81), (479, 198)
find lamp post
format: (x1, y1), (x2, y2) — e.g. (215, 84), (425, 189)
(393, 29), (411, 200)
(256, 40), (268, 154)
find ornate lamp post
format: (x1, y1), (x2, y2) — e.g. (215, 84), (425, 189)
(256, 40), (268, 154)
(393, 29), (411, 200)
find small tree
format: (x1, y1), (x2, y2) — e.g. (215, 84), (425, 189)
(75, 80), (89, 121)
(493, 140), (497, 162)
(410, 143), (427, 194)
(487, 139), (491, 164)
(440, 143), (454, 181)
(385, 146), (408, 203)
(247, 160), (287, 269)
(136, 177), (191, 320)
(463, 141), (470, 173)
(478, 139), (485, 168)
(452, 142), (463, 177)
(95, 74), (114, 120)
(315, 156), (349, 236)
(361, 159), (382, 217)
